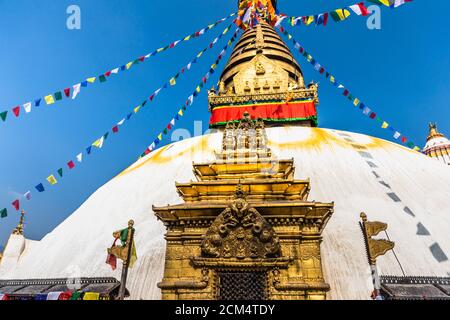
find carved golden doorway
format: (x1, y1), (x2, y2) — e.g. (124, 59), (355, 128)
(217, 270), (268, 300)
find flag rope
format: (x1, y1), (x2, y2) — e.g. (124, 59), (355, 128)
(0, 12), (237, 126)
(138, 30), (241, 158)
(273, 1), (413, 28)
(278, 25), (422, 152)
(0, 27), (240, 218)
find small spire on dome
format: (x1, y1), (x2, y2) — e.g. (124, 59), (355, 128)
(12, 210), (25, 235)
(427, 122), (445, 141)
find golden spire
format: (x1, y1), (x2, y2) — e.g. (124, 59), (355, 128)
(427, 123), (445, 142)
(12, 210), (25, 235)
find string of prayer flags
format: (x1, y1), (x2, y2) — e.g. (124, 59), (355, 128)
(0, 27), (239, 216)
(140, 30), (240, 158)
(281, 0), (412, 28)
(0, 12), (237, 126)
(278, 26), (421, 152)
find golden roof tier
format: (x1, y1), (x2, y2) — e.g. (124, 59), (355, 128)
(208, 17), (319, 128)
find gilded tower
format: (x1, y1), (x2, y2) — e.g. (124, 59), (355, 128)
(208, 1), (319, 128)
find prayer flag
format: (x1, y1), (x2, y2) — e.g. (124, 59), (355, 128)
(86, 146), (92, 154)
(86, 77), (96, 83)
(382, 122), (389, 129)
(117, 119), (125, 126)
(367, 0), (391, 6)
(104, 71), (112, 77)
(24, 191), (31, 201)
(12, 199), (20, 211)
(12, 106), (20, 117)
(112, 126), (119, 133)
(178, 109), (184, 116)
(68, 161), (75, 169)
(35, 98), (42, 107)
(369, 112), (376, 119)
(92, 137), (105, 148)
(99, 75), (107, 83)
(353, 98), (360, 106)
(76, 153), (83, 162)
(402, 136), (407, 143)
(81, 81), (88, 87)
(47, 175), (57, 185)
(57, 168), (63, 177)
(64, 88), (71, 97)
(393, 0), (412, 8)
(330, 9), (351, 22)
(350, 3), (369, 16)
(72, 84), (81, 99)
(45, 95), (55, 105)
(126, 62), (133, 69)
(35, 183), (45, 193)
(393, 131), (401, 139)
(83, 292), (100, 301)
(23, 102), (32, 113)
(111, 68), (119, 74)
(170, 78), (176, 86)
(0, 208), (7, 218)
(54, 91), (63, 101)
(134, 106), (141, 114)
(158, 133), (163, 141)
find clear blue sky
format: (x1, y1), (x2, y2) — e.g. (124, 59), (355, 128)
(1, 0), (449, 247)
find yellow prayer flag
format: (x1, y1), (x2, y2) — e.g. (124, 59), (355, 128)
(47, 175), (57, 185)
(208, 24), (215, 29)
(158, 133), (163, 141)
(382, 122), (389, 129)
(223, 27), (230, 35)
(83, 292), (100, 300)
(86, 77), (96, 83)
(413, 146), (421, 152)
(307, 55), (312, 62)
(379, 0), (391, 6)
(197, 51), (203, 58)
(45, 95), (55, 105)
(184, 35), (191, 41)
(169, 78), (176, 86)
(126, 62), (133, 69)
(156, 47), (165, 53)
(129, 240), (138, 268)
(305, 16), (314, 26)
(134, 106), (141, 113)
(330, 76), (335, 83)
(353, 98), (360, 106)
(196, 86), (201, 93)
(178, 109), (184, 116)
(336, 9), (351, 20)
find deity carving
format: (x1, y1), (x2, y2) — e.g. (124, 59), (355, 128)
(201, 185), (281, 259)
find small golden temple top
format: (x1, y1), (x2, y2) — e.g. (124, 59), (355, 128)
(427, 123), (446, 142)
(12, 210), (25, 235)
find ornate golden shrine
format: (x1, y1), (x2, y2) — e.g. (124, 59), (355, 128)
(153, 113), (334, 300)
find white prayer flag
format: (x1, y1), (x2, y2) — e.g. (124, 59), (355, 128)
(76, 153), (83, 163)
(111, 68), (119, 74)
(393, 132), (401, 139)
(117, 119), (125, 126)
(24, 191), (31, 200)
(23, 102), (32, 113)
(188, 95), (194, 105)
(170, 119), (175, 126)
(349, 4), (364, 15)
(72, 83), (81, 99)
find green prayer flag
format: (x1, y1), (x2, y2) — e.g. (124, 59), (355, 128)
(163, 128), (168, 135)
(0, 111), (7, 122)
(70, 292), (83, 300)
(57, 168), (63, 177)
(54, 91), (63, 101)
(407, 142), (415, 148)
(103, 132), (109, 140)
(133, 59), (140, 64)
(1, 208), (7, 218)
(99, 75), (107, 83)
(182, 106), (187, 111)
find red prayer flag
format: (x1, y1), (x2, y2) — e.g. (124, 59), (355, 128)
(149, 94), (155, 101)
(323, 13), (329, 26)
(144, 148), (151, 155)
(402, 137), (407, 143)
(58, 292), (73, 300)
(167, 124), (172, 130)
(12, 199), (19, 211)
(112, 126), (119, 133)
(67, 161), (75, 169)
(105, 71), (112, 77)
(12, 106), (20, 117)
(139, 56), (145, 62)
(358, 2), (369, 16)
(343, 89), (349, 97)
(370, 112), (376, 119)
(64, 88), (71, 97)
